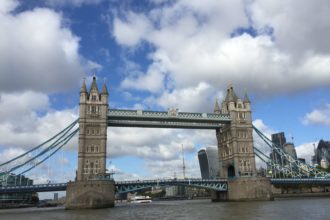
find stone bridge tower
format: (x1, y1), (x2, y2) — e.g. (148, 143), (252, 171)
(77, 76), (108, 181)
(66, 76), (115, 209)
(215, 86), (256, 178)
(213, 86), (272, 201)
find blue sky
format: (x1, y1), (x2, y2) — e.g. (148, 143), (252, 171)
(1, 0), (330, 188)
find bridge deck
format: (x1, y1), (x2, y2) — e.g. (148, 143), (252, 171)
(108, 109), (231, 129)
(3, 178), (329, 194)
(270, 178), (330, 185)
(0, 179), (228, 194)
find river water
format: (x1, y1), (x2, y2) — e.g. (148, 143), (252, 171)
(0, 198), (329, 220)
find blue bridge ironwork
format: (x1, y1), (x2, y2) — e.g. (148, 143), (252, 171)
(115, 178), (228, 194)
(0, 178), (228, 194)
(270, 178), (330, 186)
(0, 183), (67, 193)
(3, 178), (330, 194)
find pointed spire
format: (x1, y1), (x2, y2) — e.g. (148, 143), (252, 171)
(101, 78), (109, 95)
(243, 91), (250, 103)
(80, 77), (87, 93)
(90, 75), (99, 93)
(226, 86), (237, 102)
(214, 98), (221, 113)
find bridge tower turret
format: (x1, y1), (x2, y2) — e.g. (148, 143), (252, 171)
(213, 86), (272, 201)
(66, 76), (114, 209)
(77, 76), (108, 181)
(217, 86), (256, 178)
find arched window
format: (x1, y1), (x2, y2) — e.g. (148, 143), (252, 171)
(228, 165), (235, 178)
(91, 106), (96, 113)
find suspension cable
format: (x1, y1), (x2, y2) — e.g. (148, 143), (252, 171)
(18, 128), (79, 176)
(0, 119), (78, 167)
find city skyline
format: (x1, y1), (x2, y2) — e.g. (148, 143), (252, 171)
(1, 0), (330, 184)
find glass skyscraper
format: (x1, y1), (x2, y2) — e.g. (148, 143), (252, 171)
(198, 147), (219, 179)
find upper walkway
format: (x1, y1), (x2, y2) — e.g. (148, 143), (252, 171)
(107, 109), (231, 129)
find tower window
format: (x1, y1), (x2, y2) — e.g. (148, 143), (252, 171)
(92, 95), (97, 101)
(92, 106), (96, 114)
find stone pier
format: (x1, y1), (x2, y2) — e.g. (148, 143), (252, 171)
(65, 180), (115, 209)
(212, 177), (273, 201)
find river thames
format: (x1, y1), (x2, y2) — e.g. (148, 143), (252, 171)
(0, 198), (329, 220)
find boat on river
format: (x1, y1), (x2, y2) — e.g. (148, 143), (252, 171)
(129, 195), (152, 203)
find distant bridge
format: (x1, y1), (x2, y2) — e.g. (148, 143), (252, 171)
(270, 178), (330, 186)
(115, 178), (228, 193)
(0, 178), (228, 194)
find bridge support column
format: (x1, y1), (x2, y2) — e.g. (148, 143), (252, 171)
(65, 180), (115, 209)
(211, 178), (273, 202)
(227, 177), (273, 201)
(211, 190), (228, 201)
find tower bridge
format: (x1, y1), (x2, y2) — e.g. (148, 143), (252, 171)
(1, 76), (329, 209)
(65, 76), (273, 208)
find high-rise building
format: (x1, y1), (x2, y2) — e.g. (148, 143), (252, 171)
(269, 132), (297, 171)
(0, 174), (36, 204)
(283, 143), (297, 160)
(271, 132), (286, 147)
(270, 132), (286, 167)
(198, 147), (219, 179)
(315, 140), (330, 166)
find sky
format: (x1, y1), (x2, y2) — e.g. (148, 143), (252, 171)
(1, 0), (330, 189)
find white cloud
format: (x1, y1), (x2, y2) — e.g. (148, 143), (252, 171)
(120, 63), (165, 93)
(113, 12), (152, 47)
(86, 60), (103, 72)
(0, 1), (84, 93)
(0, 148), (25, 164)
(0, 91), (49, 125)
(0, 0), (18, 13)
(108, 127), (199, 160)
(249, 0), (330, 56)
(303, 104), (330, 126)
(146, 82), (222, 112)
(0, 91), (78, 149)
(295, 142), (316, 164)
(111, 0), (330, 100)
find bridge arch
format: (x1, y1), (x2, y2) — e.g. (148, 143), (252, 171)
(227, 165), (235, 178)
